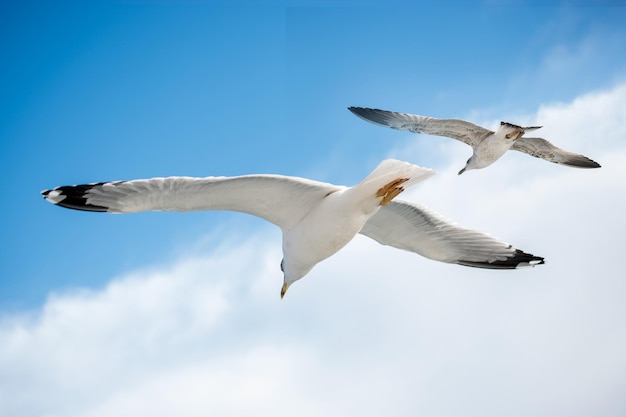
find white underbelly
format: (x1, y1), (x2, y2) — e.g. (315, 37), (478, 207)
(283, 191), (376, 270)
(474, 137), (514, 168)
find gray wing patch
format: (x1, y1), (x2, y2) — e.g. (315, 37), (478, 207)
(511, 137), (601, 168)
(348, 107), (493, 148)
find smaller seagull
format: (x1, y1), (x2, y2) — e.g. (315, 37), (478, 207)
(349, 107), (601, 175)
(42, 159), (544, 298)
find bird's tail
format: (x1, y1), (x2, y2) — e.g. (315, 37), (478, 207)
(357, 159), (435, 206)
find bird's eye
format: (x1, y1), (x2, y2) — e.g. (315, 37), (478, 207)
(280, 260), (284, 272)
(505, 134), (512, 139)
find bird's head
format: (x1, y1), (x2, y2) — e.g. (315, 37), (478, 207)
(279, 259), (312, 299)
(498, 121), (542, 140)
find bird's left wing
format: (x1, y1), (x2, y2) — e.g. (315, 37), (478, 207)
(360, 200), (544, 269)
(42, 175), (342, 230)
(348, 107), (493, 147)
(511, 137), (601, 168)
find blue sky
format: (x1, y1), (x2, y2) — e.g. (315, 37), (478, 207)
(3, 1), (624, 309)
(2, 2), (626, 416)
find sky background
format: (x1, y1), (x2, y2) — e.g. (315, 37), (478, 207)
(1, 1), (626, 416)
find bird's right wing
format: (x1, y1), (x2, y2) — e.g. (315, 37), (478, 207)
(42, 175), (342, 230)
(349, 107), (493, 148)
(511, 137), (601, 168)
(360, 200), (544, 269)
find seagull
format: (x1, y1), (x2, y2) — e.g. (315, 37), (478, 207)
(348, 107), (601, 175)
(42, 159), (544, 298)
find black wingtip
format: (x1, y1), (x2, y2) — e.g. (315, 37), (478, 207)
(580, 159), (602, 169)
(348, 106), (378, 114)
(347, 107), (398, 128)
(41, 183), (110, 212)
(349, 106), (377, 112)
(348, 106), (365, 115)
(458, 250), (545, 270)
(562, 154), (601, 169)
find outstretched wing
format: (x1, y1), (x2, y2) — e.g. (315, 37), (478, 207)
(360, 200), (544, 269)
(511, 137), (601, 168)
(42, 175), (342, 230)
(349, 107), (493, 148)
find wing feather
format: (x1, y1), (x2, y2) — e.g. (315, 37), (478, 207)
(42, 175), (342, 230)
(360, 200), (544, 269)
(511, 137), (601, 168)
(349, 107), (493, 148)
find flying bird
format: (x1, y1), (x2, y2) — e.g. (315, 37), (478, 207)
(348, 107), (601, 175)
(42, 159), (544, 298)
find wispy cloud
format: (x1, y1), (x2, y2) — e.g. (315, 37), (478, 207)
(504, 23), (626, 108)
(1, 84), (626, 417)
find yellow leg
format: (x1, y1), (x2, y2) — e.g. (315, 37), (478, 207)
(376, 178), (409, 206)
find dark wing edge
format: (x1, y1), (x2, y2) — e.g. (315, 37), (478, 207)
(348, 106), (418, 131)
(457, 249), (545, 270)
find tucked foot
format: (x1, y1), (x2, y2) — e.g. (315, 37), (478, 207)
(376, 178), (409, 206)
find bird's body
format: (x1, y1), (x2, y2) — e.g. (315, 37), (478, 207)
(462, 123), (539, 173)
(468, 130), (516, 170)
(42, 159), (544, 298)
(348, 107), (601, 175)
(278, 159), (426, 294)
(282, 188), (371, 283)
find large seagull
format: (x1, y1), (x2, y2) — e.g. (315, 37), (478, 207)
(349, 107), (601, 175)
(42, 159), (544, 298)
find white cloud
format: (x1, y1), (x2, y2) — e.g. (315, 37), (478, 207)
(2, 84), (626, 417)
